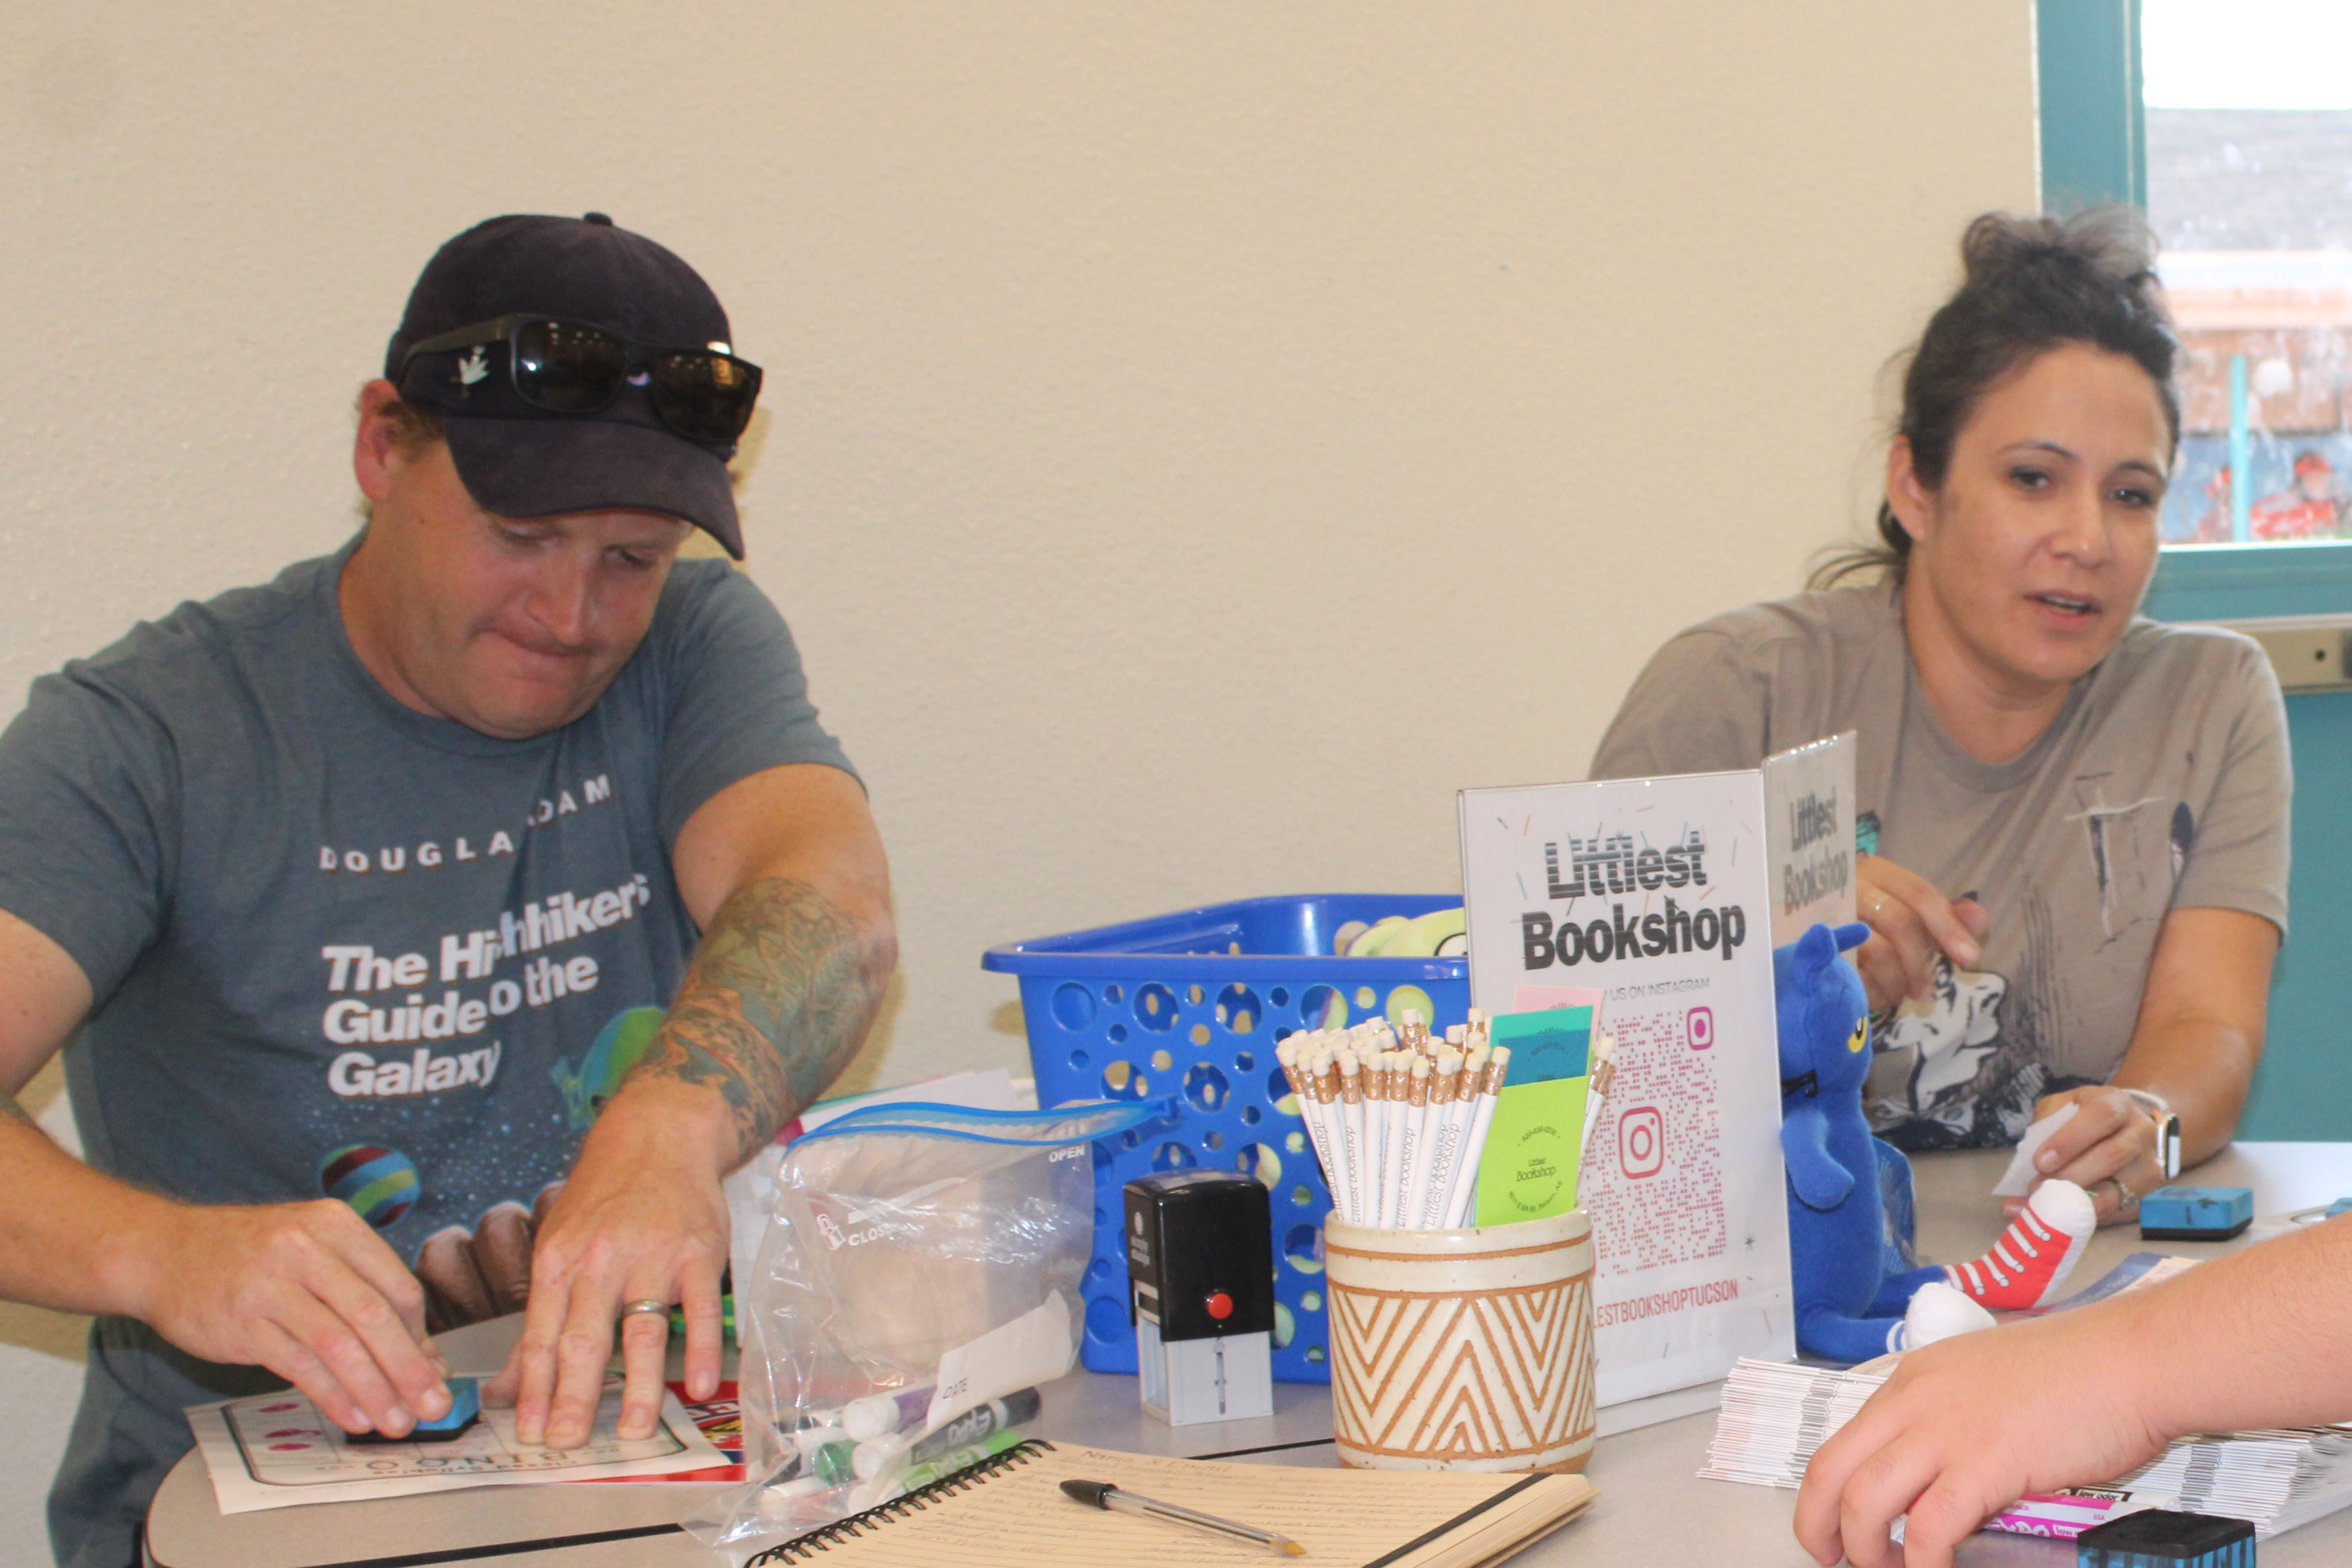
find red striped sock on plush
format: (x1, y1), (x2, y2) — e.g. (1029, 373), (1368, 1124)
(1941, 1179), (2096, 1310)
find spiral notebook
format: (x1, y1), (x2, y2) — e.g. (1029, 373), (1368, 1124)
(748, 1440), (1598, 1567)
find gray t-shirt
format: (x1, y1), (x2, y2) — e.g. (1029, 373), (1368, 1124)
(6, 539), (854, 1568)
(1591, 580), (2290, 1152)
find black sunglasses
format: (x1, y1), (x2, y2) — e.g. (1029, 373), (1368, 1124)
(398, 314), (763, 445)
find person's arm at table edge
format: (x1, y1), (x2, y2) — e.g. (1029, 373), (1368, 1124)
(0, 908), (137, 1312)
(496, 762), (894, 1445)
(2111, 906), (2274, 1167)
(2031, 906), (2275, 1209)
(0, 910), (447, 1436)
(624, 761), (897, 1164)
(1796, 1207), (2352, 1568)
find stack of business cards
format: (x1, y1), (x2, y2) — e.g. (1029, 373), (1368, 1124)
(1701, 1358), (2352, 1540)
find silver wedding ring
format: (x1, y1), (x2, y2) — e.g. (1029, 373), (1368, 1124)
(619, 1298), (672, 1321)
(2108, 1175), (2139, 1211)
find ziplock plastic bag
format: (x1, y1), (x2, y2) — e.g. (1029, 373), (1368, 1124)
(692, 1098), (1164, 1551)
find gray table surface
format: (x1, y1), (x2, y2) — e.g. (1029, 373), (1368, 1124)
(144, 1142), (2352, 1567)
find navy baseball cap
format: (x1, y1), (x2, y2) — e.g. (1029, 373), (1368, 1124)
(386, 213), (750, 558)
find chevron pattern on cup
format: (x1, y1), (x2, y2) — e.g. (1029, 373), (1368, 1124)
(1330, 1268), (1596, 1461)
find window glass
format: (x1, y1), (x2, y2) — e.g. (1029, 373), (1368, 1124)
(2145, 0), (2352, 545)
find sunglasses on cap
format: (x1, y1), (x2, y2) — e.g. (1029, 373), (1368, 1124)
(396, 314), (763, 445)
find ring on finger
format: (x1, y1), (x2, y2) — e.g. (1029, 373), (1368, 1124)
(2108, 1175), (2138, 1211)
(619, 1298), (672, 1323)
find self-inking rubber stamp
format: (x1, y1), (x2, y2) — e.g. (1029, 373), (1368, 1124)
(1125, 1172), (1275, 1426)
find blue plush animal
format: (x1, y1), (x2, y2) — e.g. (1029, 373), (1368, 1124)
(1778, 922), (1988, 1362)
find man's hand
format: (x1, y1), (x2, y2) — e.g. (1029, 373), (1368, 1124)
(1793, 1309), (2167, 1568)
(2011, 1085), (2166, 1229)
(484, 765), (892, 1450)
(130, 1199), (452, 1439)
(482, 1085), (729, 1445)
(1854, 855), (1989, 1014)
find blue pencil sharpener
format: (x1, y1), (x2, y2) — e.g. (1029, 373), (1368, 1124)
(2139, 1186), (2254, 1241)
(2075, 1508), (2254, 1566)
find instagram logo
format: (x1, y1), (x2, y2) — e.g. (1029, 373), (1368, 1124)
(1619, 1107), (1665, 1178)
(1686, 1006), (1714, 1049)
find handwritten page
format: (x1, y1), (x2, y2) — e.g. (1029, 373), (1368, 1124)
(187, 1381), (726, 1514)
(768, 1442), (1596, 1567)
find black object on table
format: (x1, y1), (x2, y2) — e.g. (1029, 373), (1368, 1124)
(2075, 1507), (2255, 1567)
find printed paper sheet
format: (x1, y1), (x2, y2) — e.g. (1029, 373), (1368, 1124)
(188, 1379), (726, 1513)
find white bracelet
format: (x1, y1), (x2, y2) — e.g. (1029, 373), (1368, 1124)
(2118, 1087), (2171, 1117)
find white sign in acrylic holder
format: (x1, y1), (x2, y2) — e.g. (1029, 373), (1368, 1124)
(1458, 769), (1795, 1409)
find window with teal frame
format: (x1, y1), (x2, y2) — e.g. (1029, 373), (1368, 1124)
(2041, 0), (2352, 613)
(2043, 3), (2352, 1139)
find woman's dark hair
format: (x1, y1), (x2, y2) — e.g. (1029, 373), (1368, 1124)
(1813, 208), (2181, 588)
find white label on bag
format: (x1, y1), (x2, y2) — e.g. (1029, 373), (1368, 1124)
(924, 1289), (1075, 1432)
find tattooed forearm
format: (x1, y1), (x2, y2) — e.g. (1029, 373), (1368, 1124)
(630, 877), (894, 1162)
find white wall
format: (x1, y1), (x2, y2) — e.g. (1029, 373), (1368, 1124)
(0, 2), (2036, 1556)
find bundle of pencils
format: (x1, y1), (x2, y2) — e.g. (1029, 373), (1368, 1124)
(1275, 1010), (1509, 1231)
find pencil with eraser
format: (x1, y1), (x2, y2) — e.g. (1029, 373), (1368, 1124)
(1335, 1047), (1367, 1227)
(1415, 1050), (1463, 1229)
(1277, 1040), (1339, 1207)
(1443, 1045), (1510, 1229)
(1433, 1044), (1488, 1228)
(1311, 1050), (1348, 1221)
(1393, 1055), (1431, 1227)
(1578, 1031), (1617, 1174)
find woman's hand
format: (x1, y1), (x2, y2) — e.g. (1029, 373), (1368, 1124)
(2013, 1084), (2166, 1229)
(1854, 855), (1989, 1014)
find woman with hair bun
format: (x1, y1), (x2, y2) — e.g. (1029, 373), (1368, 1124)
(1592, 210), (2289, 1231)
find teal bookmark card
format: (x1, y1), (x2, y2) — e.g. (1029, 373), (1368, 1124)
(1490, 1006), (1591, 1086)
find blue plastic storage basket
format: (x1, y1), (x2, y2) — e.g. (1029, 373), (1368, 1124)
(982, 893), (1469, 1383)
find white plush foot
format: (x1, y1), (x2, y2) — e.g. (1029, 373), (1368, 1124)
(1889, 1280), (1997, 1351)
(1942, 1179), (2098, 1310)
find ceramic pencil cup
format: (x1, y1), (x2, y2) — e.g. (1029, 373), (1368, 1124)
(1323, 1211), (1597, 1473)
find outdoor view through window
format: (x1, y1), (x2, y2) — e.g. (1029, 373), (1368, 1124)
(2146, 0), (2352, 545)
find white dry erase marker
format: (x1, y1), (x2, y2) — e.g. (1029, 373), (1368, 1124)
(843, 1385), (932, 1442)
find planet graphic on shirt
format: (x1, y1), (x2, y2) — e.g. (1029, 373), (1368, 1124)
(550, 1006), (668, 1129)
(318, 1144), (421, 1230)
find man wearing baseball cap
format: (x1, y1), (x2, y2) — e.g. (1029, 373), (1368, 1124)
(0, 214), (895, 1568)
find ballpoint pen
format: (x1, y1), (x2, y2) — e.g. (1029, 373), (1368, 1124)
(1060, 1479), (1304, 1555)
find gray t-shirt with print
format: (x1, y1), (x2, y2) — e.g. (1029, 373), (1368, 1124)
(1590, 580), (2290, 1153)
(1, 540), (854, 1568)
